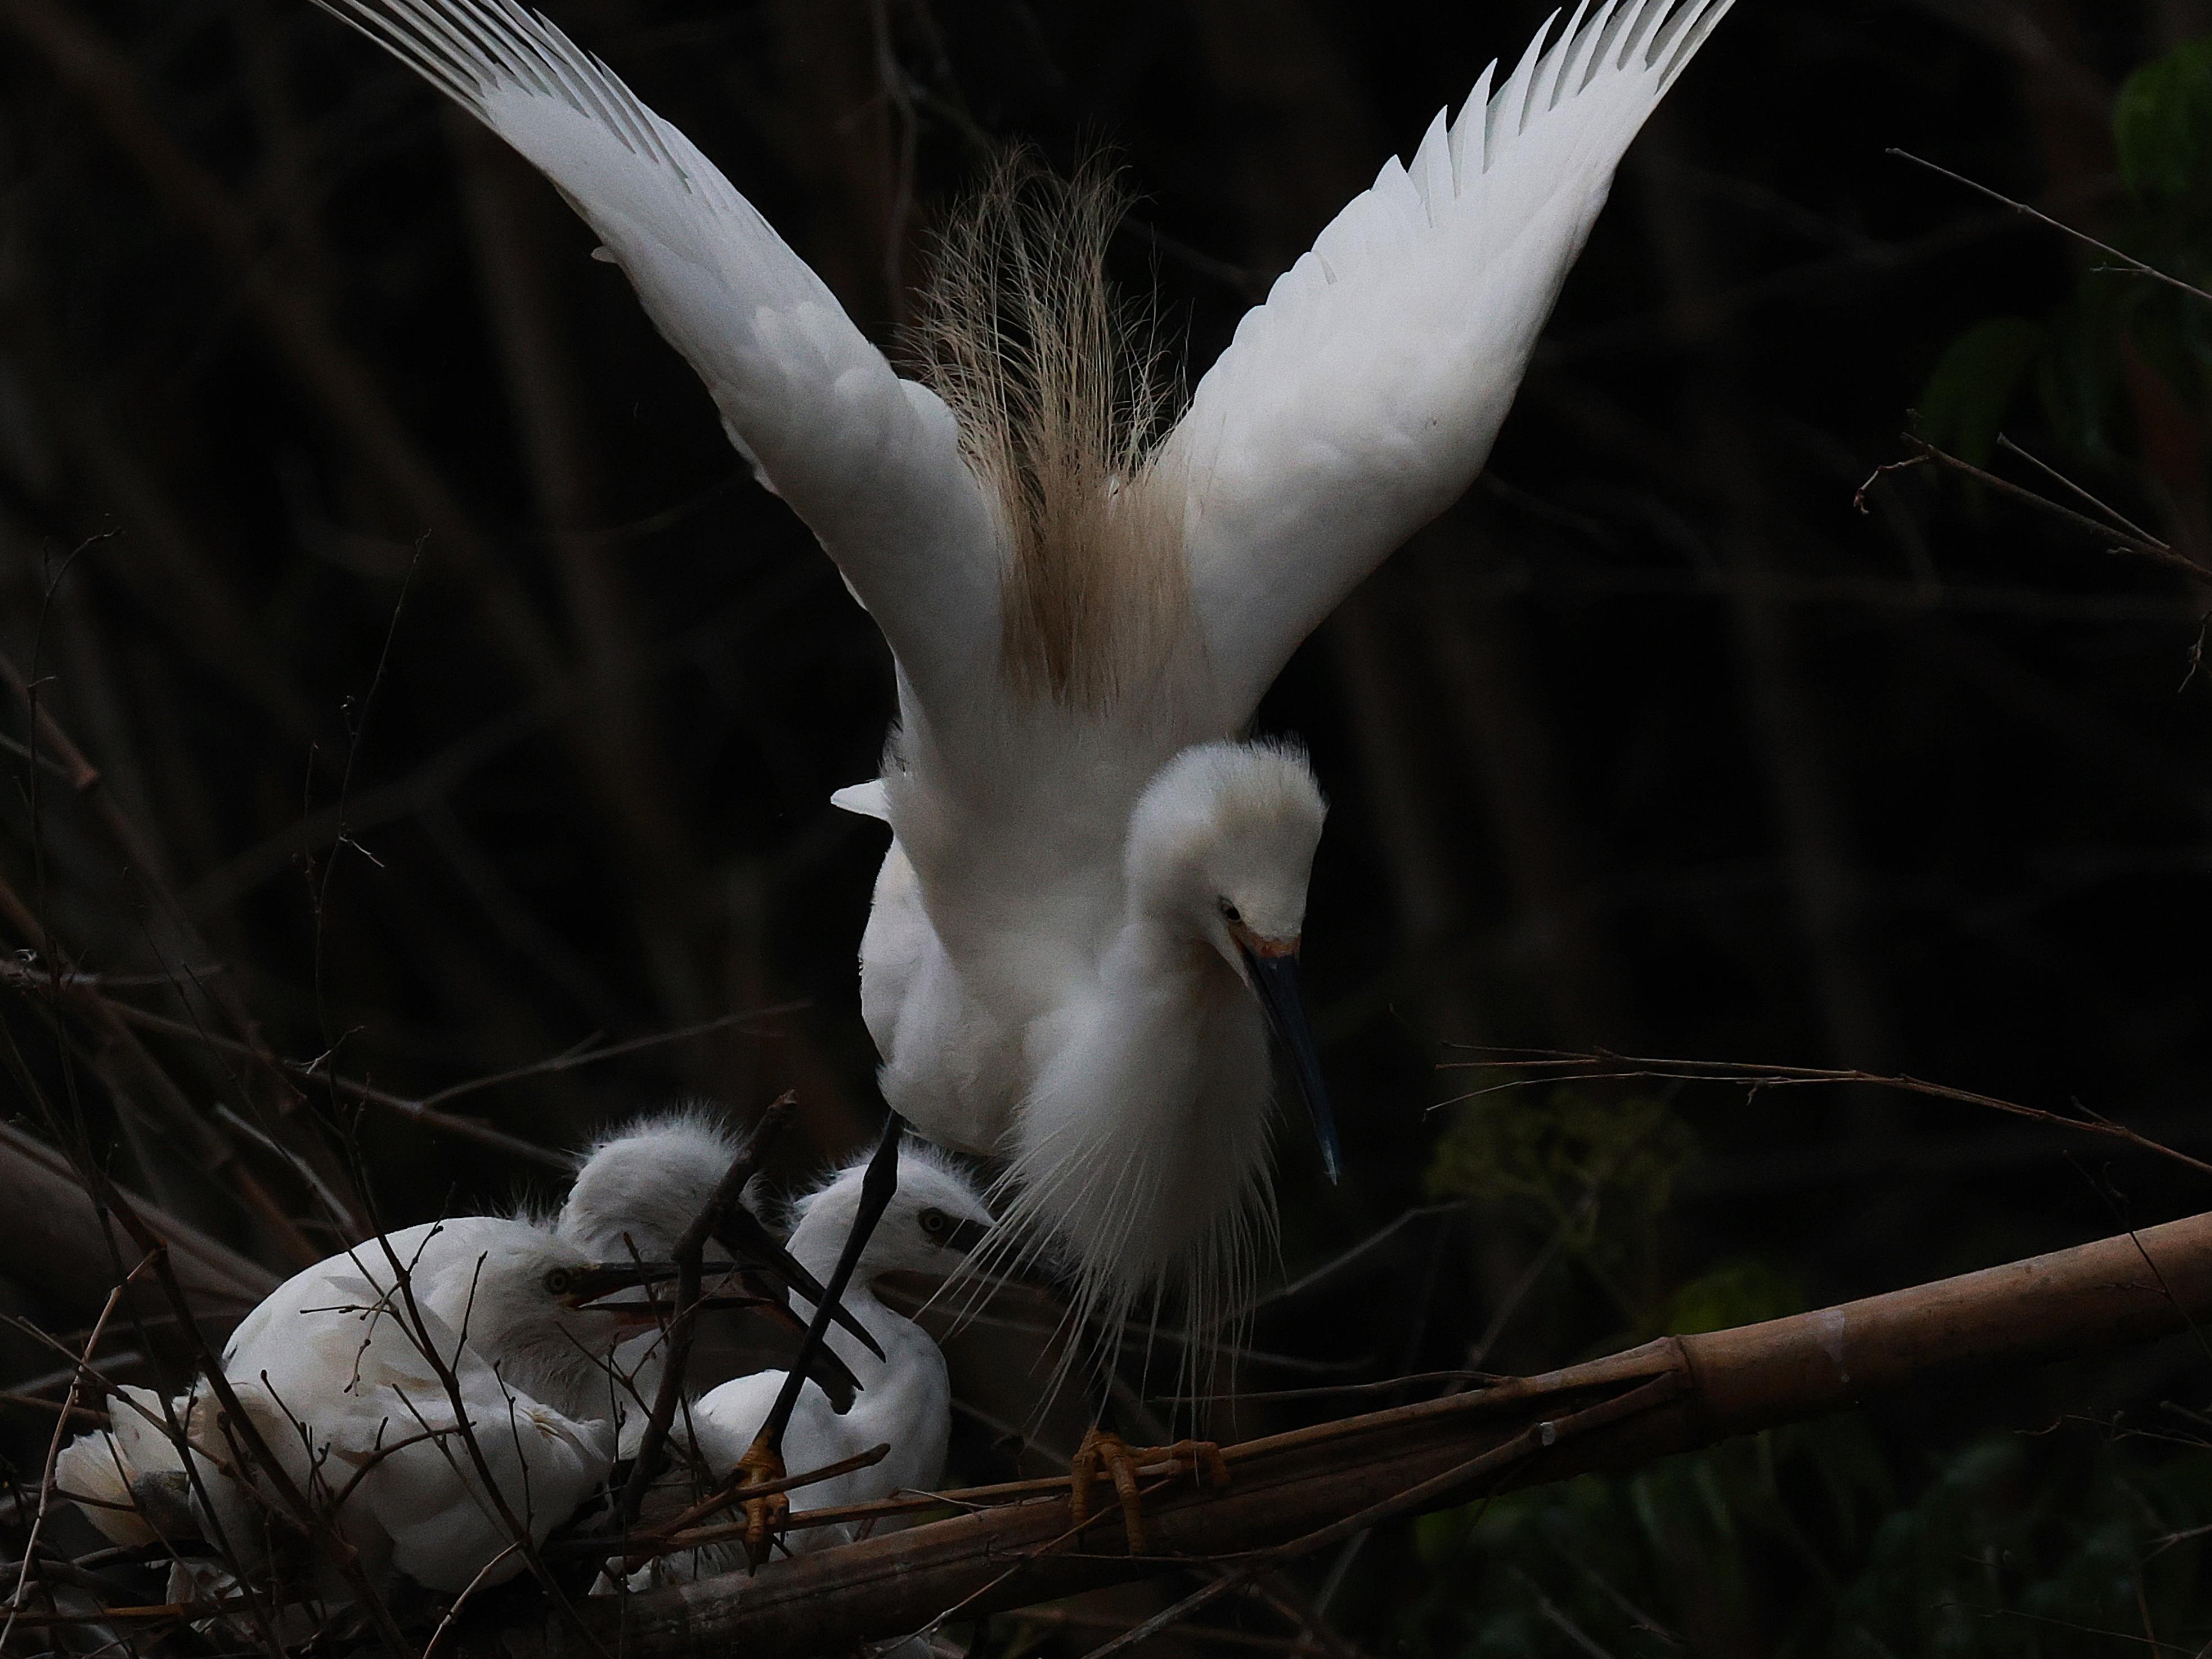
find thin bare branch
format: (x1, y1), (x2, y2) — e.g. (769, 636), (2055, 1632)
(1859, 434), (2207, 582)
(1888, 147), (2212, 307)
(1435, 1044), (2212, 1178)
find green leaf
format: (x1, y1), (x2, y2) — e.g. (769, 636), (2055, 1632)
(1423, 1088), (1694, 1280)
(2116, 37), (2212, 201)
(1916, 318), (2043, 465)
(1661, 1258), (1802, 1335)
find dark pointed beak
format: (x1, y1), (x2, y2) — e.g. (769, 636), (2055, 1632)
(1239, 940), (1341, 1183)
(754, 1297), (865, 1399)
(564, 1263), (867, 1397)
(941, 1216), (993, 1255)
(563, 1261), (781, 1320)
(714, 1204), (887, 1362)
(559, 1260), (683, 1310)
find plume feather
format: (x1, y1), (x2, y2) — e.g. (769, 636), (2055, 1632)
(908, 156), (1188, 710)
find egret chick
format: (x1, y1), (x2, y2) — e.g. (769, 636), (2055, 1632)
(559, 1108), (742, 1261)
(557, 1106), (869, 1449)
(643, 1146), (991, 1580)
(62, 1218), (659, 1595)
(557, 1106), (882, 1376)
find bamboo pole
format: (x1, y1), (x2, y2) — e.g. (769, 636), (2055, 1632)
(451, 1208), (2212, 1659)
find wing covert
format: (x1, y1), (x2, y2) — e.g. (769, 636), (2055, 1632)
(1162, 0), (1732, 723)
(320, 0), (1002, 717)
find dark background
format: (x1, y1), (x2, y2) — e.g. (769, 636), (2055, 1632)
(3, 1), (2211, 1653)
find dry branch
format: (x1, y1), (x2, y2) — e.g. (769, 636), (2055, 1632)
(0, 1118), (277, 1324)
(446, 1207), (2212, 1659)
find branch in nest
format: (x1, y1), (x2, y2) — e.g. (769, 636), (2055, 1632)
(437, 1205), (2212, 1659)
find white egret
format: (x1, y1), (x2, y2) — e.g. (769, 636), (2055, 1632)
(557, 1106), (878, 1346)
(60, 1217), (648, 1594)
(635, 1142), (993, 1581)
(318, 0), (1732, 1513)
(554, 1106), (882, 1447)
(558, 1107), (743, 1261)
(56, 1110), (881, 1594)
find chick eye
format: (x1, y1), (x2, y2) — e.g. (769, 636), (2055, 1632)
(544, 1268), (574, 1295)
(1218, 900), (1242, 924)
(918, 1208), (949, 1238)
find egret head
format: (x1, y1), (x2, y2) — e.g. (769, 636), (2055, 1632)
(788, 1146), (995, 1285)
(1128, 739), (1338, 1180)
(559, 1108), (741, 1261)
(452, 1226), (673, 1404)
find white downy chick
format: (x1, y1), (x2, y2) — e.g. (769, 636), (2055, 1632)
(60, 1217), (648, 1595)
(641, 1147), (993, 1582)
(558, 1108), (744, 1263)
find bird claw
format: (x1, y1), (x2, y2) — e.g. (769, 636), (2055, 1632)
(735, 1440), (789, 1571)
(1067, 1428), (1230, 1553)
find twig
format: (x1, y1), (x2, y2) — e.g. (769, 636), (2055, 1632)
(107, 1192), (414, 1655)
(0, 1600), (244, 1626)
(1860, 435), (2205, 581)
(108, 990), (569, 1168)
(0, 726), (330, 1265)
(1436, 1043), (2212, 1179)
(3, 1351), (146, 1398)
(0, 1391), (103, 1424)
(422, 1541), (524, 1659)
(360, 1231), (610, 1657)
(1236, 1203), (1468, 1320)
(410, 1008), (806, 1116)
(598, 1445), (893, 1566)
(1, 967), (798, 1171)
(1887, 148), (2212, 307)
(0, 636), (358, 1239)
(1995, 434), (2165, 546)
(1509, 1566), (1620, 1659)
(1, 1264), (138, 1645)
(1161, 1372), (1506, 1407)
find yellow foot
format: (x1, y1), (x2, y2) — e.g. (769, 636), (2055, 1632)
(735, 1437), (789, 1571)
(1067, 1428), (1230, 1553)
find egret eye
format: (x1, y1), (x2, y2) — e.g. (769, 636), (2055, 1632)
(1219, 899), (1242, 924)
(918, 1207), (949, 1238)
(544, 1268), (575, 1296)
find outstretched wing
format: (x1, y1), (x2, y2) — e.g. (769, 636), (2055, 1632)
(1161, 0), (1731, 722)
(319, 0), (1002, 716)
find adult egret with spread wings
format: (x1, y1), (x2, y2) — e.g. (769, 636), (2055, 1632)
(318, 0), (1732, 1522)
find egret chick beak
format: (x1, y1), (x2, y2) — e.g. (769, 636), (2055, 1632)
(557, 1260), (687, 1327)
(559, 1262), (777, 1325)
(754, 1298), (867, 1400)
(1235, 933), (1341, 1183)
(939, 1215), (993, 1255)
(714, 1204), (888, 1362)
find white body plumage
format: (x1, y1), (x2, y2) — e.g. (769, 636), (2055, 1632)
(62, 1218), (627, 1594)
(55, 1120), (766, 1593)
(316, 0), (1733, 1355)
